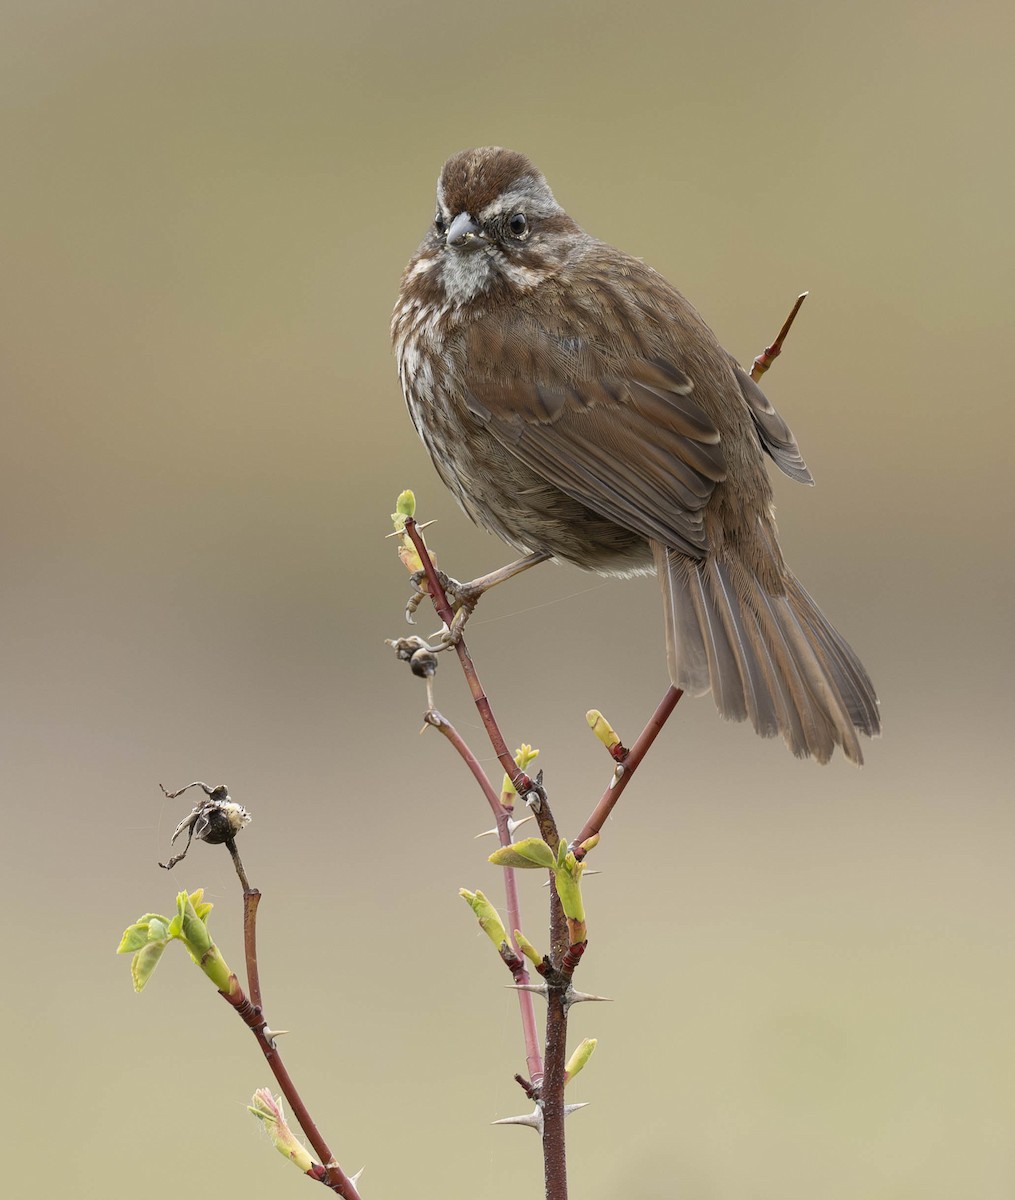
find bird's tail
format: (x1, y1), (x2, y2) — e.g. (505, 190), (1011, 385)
(653, 540), (880, 764)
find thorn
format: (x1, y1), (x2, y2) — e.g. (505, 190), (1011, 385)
(387, 519), (437, 537)
(262, 1027), (290, 1047)
(474, 814), (535, 840)
(505, 982), (549, 997)
(492, 1106), (543, 1132)
(492, 1101), (589, 1132)
(609, 764), (625, 788)
(349, 1167), (365, 1184)
(564, 988), (613, 1009)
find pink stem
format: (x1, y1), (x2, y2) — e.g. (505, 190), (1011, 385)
(426, 710), (544, 1084)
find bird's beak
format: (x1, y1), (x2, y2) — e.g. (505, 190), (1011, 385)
(447, 212), (482, 248)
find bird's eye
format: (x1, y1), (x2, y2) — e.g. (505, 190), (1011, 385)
(508, 212), (529, 238)
(434, 212), (446, 234)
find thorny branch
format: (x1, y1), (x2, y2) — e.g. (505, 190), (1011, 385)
(208, 825), (364, 1197)
(424, 707), (544, 1085)
(399, 520), (677, 1200)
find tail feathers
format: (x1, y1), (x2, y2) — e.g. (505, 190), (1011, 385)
(654, 542), (880, 764)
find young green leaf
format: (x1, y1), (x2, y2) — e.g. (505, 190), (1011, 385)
(130, 939), (170, 992)
(459, 888), (508, 948)
(513, 930), (544, 968)
(564, 1037), (598, 1083)
(489, 837), (556, 870)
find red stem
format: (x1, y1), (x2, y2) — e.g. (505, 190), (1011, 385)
(572, 686), (684, 852)
(426, 708), (544, 1085)
(220, 984), (362, 1198)
(750, 292), (808, 381)
(226, 848), (359, 1197)
(403, 518), (566, 952)
(404, 519), (539, 800)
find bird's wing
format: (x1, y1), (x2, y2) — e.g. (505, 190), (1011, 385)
(459, 311), (727, 559)
(733, 365), (813, 484)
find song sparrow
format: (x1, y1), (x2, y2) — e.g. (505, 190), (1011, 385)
(392, 147), (880, 764)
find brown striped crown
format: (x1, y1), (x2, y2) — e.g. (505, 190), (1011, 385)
(437, 147), (546, 217)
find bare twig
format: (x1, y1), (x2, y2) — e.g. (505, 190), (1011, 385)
(750, 292), (808, 382)
(241, 887), (263, 1013)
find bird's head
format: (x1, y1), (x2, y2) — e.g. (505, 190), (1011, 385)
(408, 147), (583, 306)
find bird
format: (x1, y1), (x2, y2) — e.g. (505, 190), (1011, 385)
(392, 147), (880, 764)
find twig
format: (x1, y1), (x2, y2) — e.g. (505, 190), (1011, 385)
(400, 519), (578, 1199)
(423, 707), (509, 825)
(218, 841), (361, 1197)
(220, 983), (362, 1198)
(572, 686), (684, 854)
(750, 292), (808, 382)
(225, 835), (251, 892)
(425, 708), (544, 1084)
(242, 888), (263, 1012)
(403, 517), (569, 959)
(222, 834), (266, 1014)
(403, 518), (544, 806)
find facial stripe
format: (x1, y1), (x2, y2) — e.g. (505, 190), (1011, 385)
(477, 187), (561, 223)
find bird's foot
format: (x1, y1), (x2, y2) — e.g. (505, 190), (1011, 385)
(404, 569), (480, 627)
(405, 551), (552, 642)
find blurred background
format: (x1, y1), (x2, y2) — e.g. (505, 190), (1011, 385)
(3, 1), (1014, 1196)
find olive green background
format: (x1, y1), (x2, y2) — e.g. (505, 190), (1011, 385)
(3, 1), (1014, 1196)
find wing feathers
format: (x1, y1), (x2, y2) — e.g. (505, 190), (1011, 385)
(462, 315), (726, 559)
(734, 366), (814, 484)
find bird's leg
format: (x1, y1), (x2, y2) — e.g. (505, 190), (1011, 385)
(405, 550), (551, 644)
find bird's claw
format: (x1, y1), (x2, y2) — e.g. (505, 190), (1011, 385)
(440, 603), (479, 647)
(404, 571), (430, 625)
(405, 569), (481, 633)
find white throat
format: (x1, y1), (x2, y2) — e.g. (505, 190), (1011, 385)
(439, 246), (498, 306)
